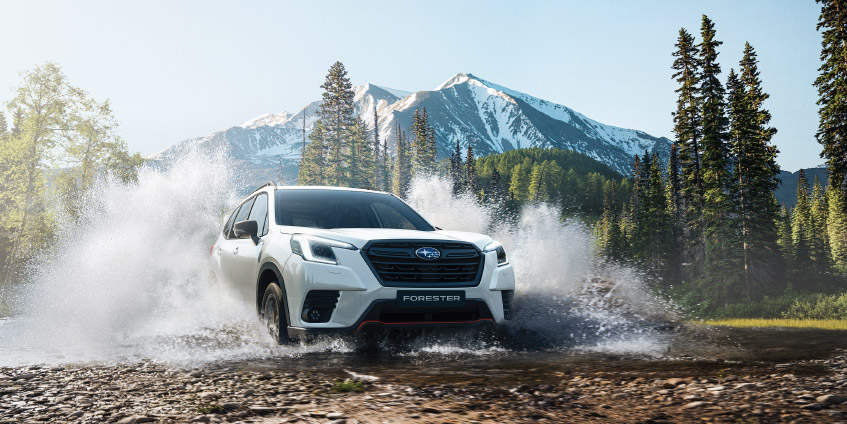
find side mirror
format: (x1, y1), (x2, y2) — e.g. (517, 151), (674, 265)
(233, 220), (259, 242)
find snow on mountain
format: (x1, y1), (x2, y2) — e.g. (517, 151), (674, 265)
(239, 112), (291, 129)
(151, 73), (671, 179)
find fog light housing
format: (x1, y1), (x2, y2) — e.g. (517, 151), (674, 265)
(302, 307), (323, 323)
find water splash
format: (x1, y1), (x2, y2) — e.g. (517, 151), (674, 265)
(406, 176), (678, 356)
(0, 165), (676, 367)
(0, 150), (352, 366)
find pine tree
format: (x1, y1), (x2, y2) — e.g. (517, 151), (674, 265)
(728, 42), (782, 299)
(465, 144), (476, 193)
(811, 175), (830, 272)
(0, 112), (7, 138)
(411, 108), (435, 175)
(449, 138), (463, 193)
(776, 204), (793, 267)
(372, 105), (382, 190)
(347, 118), (374, 188)
(698, 15), (738, 305)
(392, 126), (412, 197)
(509, 163), (531, 201)
(671, 27), (705, 272)
(319, 61), (356, 187)
(629, 153), (674, 280)
(666, 143), (685, 284)
(298, 121), (328, 185)
(792, 169), (814, 278)
(827, 176), (847, 271)
(815, 0), (847, 191)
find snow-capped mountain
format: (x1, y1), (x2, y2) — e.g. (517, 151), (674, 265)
(151, 73), (671, 178)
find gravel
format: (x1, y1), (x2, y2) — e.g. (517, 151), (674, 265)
(2, 353), (847, 423)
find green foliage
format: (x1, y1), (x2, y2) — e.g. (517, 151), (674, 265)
(814, 0), (847, 190)
(476, 147), (624, 216)
(782, 293), (847, 320)
(392, 125), (412, 197)
(0, 63), (143, 284)
(332, 379), (365, 393)
(197, 404), (227, 414)
(828, 177), (847, 271)
(410, 108), (436, 176)
(298, 62), (375, 189)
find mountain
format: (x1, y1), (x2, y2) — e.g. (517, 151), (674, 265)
(775, 167), (829, 209)
(151, 73), (672, 183)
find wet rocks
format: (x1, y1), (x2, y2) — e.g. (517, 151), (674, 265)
(2, 355), (847, 423)
(818, 394), (847, 404)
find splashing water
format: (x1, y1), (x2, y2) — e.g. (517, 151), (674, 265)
(0, 150), (352, 366)
(406, 176), (678, 357)
(0, 161), (677, 367)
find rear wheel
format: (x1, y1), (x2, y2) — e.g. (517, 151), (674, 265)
(261, 282), (289, 344)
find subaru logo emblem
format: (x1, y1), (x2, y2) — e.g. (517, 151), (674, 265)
(415, 247), (441, 260)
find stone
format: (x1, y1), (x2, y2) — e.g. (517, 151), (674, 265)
(662, 378), (685, 389)
(116, 416), (154, 424)
(189, 416), (210, 423)
(683, 401), (709, 409)
(248, 406), (276, 414)
(817, 394), (847, 404)
(800, 403), (824, 411)
(221, 402), (240, 410)
(198, 392), (220, 401)
(327, 412), (346, 419)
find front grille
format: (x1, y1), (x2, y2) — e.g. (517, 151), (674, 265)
(362, 240), (484, 287)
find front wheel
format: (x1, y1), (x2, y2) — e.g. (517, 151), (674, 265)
(261, 282), (289, 344)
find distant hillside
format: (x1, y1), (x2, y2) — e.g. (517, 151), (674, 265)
(475, 147), (629, 216)
(775, 167), (829, 209)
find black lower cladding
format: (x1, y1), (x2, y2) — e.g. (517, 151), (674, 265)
(367, 298), (493, 324)
(301, 290), (340, 323)
(285, 298), (495, 339)
(362, 240), (485, 288)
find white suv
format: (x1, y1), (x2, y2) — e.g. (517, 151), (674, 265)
(210, 183), (515, 343)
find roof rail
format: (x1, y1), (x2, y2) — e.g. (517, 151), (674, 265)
(250, 181), (276, 195)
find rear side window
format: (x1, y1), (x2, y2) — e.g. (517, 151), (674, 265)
(222, 208), (238, 236)
(227, 196), (256, 239)
(248, 193), (269, 236)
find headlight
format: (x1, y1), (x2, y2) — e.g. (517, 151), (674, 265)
(290, 234), (356, 265)
(484, 241), (508, 266)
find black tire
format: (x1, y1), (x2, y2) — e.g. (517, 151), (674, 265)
(260, 282), (290, 344)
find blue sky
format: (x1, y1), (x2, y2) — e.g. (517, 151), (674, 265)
(0, 0), (822, 171)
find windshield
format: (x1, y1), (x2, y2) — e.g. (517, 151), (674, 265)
(274, 189), (434, 231)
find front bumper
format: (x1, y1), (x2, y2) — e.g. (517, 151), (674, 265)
(286, 298), (498, 338)
(280, 245), (515, 336)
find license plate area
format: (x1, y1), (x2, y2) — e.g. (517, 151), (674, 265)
(396, 290), (466, 308)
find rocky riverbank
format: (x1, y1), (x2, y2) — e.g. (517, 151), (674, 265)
(2, 352), (847, 424)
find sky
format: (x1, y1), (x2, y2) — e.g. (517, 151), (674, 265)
(0, 0), (823, 171)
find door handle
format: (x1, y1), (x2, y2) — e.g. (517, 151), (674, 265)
(233, 247), (239, 255)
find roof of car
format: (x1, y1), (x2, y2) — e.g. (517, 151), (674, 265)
(273, 185), (391, 195)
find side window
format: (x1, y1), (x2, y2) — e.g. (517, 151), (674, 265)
(248, 193), (269, 236)
(222, 207), (238, 237)
(228, 196), (256, 239)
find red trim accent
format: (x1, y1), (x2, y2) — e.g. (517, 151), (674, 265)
(355, 318), (495, 333)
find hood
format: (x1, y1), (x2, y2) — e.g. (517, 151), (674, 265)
(281, 227), (493, 250)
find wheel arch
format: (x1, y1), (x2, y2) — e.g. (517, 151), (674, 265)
(257, 261), (290, 326)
